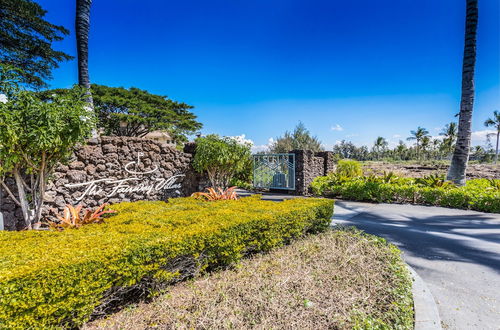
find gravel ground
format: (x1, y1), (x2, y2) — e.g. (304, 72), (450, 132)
(361, 162), (499, 179)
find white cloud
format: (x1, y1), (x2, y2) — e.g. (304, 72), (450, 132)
(331, 124), (344, 131)
(345, 133), (358, 138)
(392, 134), (401, 138)
(228, 134), (254, 146)
(251, 137), (274, 153)
(471, 129), (496, 145)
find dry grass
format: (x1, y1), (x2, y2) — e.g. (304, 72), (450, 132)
(85, 228), (413, 329)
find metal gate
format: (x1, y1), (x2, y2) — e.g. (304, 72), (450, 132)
(252, 153), (295, 190)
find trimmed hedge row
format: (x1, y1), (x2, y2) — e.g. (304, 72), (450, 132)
(0, 196), (334, 328)
(311, 175), (500, 213)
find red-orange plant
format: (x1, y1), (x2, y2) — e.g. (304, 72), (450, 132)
(46, 204), (116, 230)
(191, 186), (238, 201)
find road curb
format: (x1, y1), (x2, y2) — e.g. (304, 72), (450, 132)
(407, 264), (442, 330)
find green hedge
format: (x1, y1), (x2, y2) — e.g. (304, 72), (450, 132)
(0, 196), (333, 328)
(311, 175), (500, 213)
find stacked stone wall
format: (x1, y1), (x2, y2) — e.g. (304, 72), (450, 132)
(291, 150), (336, 196)
(0, 137), (202, 230)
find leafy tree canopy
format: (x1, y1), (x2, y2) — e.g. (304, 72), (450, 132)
(39, 84), (202, 143)
(332, 140), (369, 160)
(0, 0), (73, 89)
(0, 74), (95, 227)
(270, 122), (323, 153)
(193, 134), (252, 189)
(440, 122), (458, 152)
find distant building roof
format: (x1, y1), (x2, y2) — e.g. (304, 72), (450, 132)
(144, 130), (175, 145)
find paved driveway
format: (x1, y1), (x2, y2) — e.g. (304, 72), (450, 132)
(333, 201), (500, 330)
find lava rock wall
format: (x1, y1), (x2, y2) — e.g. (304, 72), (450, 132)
(0, 137), (202, 230)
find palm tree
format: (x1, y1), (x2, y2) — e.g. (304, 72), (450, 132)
(484, 110), (500, 164)
(472, 145), (485, 161)
(440, 122), (458, 157)
(76, 0), (94, 110)
(447, 0), (478, 185)
(395, 140), (407, 160)
(432, 138), (441, 159)
(420, 136), (431, 160)
(373, 136), (388, 160)
(407, 127), (429, 160)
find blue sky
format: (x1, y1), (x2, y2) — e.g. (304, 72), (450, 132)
(38, 0), (500, 150)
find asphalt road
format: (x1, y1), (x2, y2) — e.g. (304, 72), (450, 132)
(333, 201), (500, 330)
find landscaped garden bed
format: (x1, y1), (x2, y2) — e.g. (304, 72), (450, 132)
(312, 174), (500, 213)
(0, 196), (332, 328)
(86, 228), (413, 329)
(309, 159), (500, 213)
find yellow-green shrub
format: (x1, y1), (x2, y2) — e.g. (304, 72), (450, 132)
(0, 196), (333, 328)
(336, 159), (363, 177)
(311, 175), (500, 213)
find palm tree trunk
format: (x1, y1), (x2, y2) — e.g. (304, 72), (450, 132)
(76, 0), (97, 137)
(76, 0), (92, 90)
(447, 0), (478, 185)
(495, 131), (499, 164)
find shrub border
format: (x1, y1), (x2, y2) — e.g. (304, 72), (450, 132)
(312, 177), (500, 213)
(0, 197), (333, 328)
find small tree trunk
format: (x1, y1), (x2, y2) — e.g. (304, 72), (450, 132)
(13, 169), (32, 229)
(447, 0), (478, 185)
(34, 157), (47, 223)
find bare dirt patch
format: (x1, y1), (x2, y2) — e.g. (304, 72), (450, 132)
(362, 162), (499, 179)
(85, 229), (413, 330)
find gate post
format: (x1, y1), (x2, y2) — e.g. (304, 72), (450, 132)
(291, 150), (312, 196)
(291, 150), (336, 196)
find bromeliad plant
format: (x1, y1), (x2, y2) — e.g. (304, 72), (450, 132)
(191, 187), (238, 201)
(415, 174), (455, 189)
(46, 204), (116, 231)
(487, 179), (500, 190)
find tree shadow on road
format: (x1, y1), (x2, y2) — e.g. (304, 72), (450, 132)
(334, 210), (500, 273)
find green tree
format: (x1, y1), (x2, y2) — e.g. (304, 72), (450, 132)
(0, 65), (21, 97)
(420, 136), (432, 159)
(0, 0), (73, 89)
(373, 136), (388, 159)
(270, 122), (323, 153)
(448, 0), (478, 185)
(39, 85), (202, 143)
(484, 110), (500, 164)
(395, 140), (408, 160)
(471, 145), (487, 162)
(440, 122), (458, 157)
(193, 134), (252, 189)
(407, 127), (429, 160)
(0, 85), (95, 229)
(431, 138), (442, 159)
(332, 140), (368, 160)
